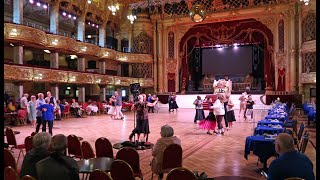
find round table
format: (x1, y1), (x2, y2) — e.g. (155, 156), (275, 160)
(113, 142), (154, 150)
(77, 157), (114, 173)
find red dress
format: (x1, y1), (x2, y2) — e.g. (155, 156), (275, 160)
(198, 103), (217, 130)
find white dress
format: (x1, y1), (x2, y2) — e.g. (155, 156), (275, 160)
(108, 103), (116, 115)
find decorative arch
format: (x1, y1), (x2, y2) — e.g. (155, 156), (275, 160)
(179, 18), (274, 93)
(302, 12), (316, 42)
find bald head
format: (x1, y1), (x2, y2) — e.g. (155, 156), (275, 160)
(275, 133), (295, 155)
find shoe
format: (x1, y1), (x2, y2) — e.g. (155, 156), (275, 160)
(207, 132), (212, 135)
(129, 133), (134, 141)
(121, 117), (124, 120)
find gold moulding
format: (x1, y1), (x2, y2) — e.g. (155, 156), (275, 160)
(4, 64), (154, 87)
(4, 23), (153, 63)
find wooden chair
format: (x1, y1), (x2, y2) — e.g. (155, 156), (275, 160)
(21, 175), (37, 180)
(4, 149), (17, 171)
(116, 147), (143, 179)
(81, 141), (95, 159)
(151, 144), (183, 179)
(24, 136), (33, 153)
(62, 105), (71, 119)
(30, 132), (37, 136)
(110, 160), (135, 180)
(16, 109), (27, 125)
(166, 167), (197, 180)
(67, 135), (83, 159)
(295, 123), (305, 149)
(4, 166), (20, 180)
(95, 137), (114, 158)
(89, 169), (113, 180)
(5, 127), (25, 163)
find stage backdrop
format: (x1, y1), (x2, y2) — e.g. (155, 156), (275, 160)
(202, 45), (253, 76)
(179, 18), (275, 93)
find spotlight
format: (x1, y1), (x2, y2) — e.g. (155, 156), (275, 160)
(68, 14), (72, 18)
(62, 12), (67, 16)
(29, 0), (34, 4)
(36, 2), (41, 6)
(92, 23), (95, 27)
(73, 16), (76, 20)
(88, 22), (91, 25)
(43, 5), (47, 9)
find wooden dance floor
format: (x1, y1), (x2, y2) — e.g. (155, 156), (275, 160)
(7, 109), (316, 179)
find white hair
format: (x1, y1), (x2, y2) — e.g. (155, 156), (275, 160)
(33, 132), (52, 149)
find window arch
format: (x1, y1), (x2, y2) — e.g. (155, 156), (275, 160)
(302, 12), (316, 42)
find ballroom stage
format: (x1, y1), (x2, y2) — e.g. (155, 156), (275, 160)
(6, 109), (316, 179)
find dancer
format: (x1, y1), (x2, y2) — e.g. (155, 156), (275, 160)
(114, 91), (124, 120)
(36, 93), (45, 133)
(212, 94), (226, 135)
(107, 95), (117, 119)
(37, 98), (55, 135)
(129, 94), (153, 141)
(168, 95), (179, 112)
(193, 96), (205, 124)
(28, 95), (38, 127)
(198, 97), (216, 135)
(223, 98), (229, 129)
(239, 92), (247, 118)
(244, 95), (255, 121)
(225, 94), (236, 128)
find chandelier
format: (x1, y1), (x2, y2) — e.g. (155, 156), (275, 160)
(108, 4), (119, 15)
(189, 4), (207, 23)
(127, 14), (137, 24)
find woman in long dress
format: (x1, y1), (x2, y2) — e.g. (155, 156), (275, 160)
(168, 95), (179, 112)
(193, 96), (205, 124)
(129, 94), (153, 141)
(28, 95), (38, 127)
(107, 96), (117, 119)
(239, 92), (247, 118)
(198, 97), (216, 135)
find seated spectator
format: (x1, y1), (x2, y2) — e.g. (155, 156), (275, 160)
(55, 100), (65, 120)
(20, 132), (51, 178)
(36, 134), (79, 180)
(151, 124), (181, 174)
(7, 101), (16, 112)
(70, 99), (81, 118)
(267, 133), (315, 180)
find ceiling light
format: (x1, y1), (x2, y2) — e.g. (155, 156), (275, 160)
(70, 55), (78, 59)
(92, 23), (95, 27)
(88, 22), (91, 25)
(62, 12), (66, 16)
(29, 0), (34, 4)
(96, 25), (99, 28)
(189, 4), (207, 22)
(73, 16), (76, 20)
(9, 43), (14, 47)
(44, 50), (51, 53)
(127, 14), (137, 24)
(88, 0), (92, 4)
(43, 5), (47, 9)
(108, 4), (120, 15)
(36, 2), (41, 6)
(87, 35), (92, 38)
(68, 14), (72, 18)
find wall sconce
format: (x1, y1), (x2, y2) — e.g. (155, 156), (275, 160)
(103, 52), (109, 57)
(9, 28), (18, 36)
(51, 39), (58, 45)
(115, 79), (121, 85)
(118, 56), (128, 61)
(96, 79), (101, 83)
(69, 76), (76, 82)
(34, 73), (43, 80)
(81, 46), (87, 52)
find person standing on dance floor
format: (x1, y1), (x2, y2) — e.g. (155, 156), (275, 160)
(193, 96), (205, 124)
(212, 94), (226, 135)
(107, 96), (116, 119)
(28, 95), (38, 128)
(198, 97), (216, 135)
(238, 92), (247, 118)
(244, 95), (255, 121)
(225, 94), (236, 129)
(168, 95), (179, 112)
(37, 98), (55, 135)
(114, 91), (124, 120)
(36, 93), (45, 133)
(129, 94), (153, 141)
(223, 98), (229, 129)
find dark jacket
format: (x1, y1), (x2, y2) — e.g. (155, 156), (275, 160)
(36, 152), (80, 180)
(20, 148), (50, 178)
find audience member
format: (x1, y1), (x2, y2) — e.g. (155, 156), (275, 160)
(7, 101), (16, 112)
(267, 133), (315, 180)
(20, 132), (51, 178)
(151, 125), (181, 174)
(70, 99), (81, 118)
(36, 134), (79, 180)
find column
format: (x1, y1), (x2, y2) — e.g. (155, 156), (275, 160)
(49, 4), (59, 34)
(78, 86), (85, 102)
(117, 63), (122, 76)
(289, 15), (296, 91)
(50, 52), (59, 68)
(13, 46), (23, 64)
(128, 64), (133, 77)
(16, 82), (24, 99)
(50, 84), (59, 100)
(98, 61), (106, 74)
(77, 16), (85, 41)
(152, 21), (158, 92)
(298, 6), (303, 94)
(77, 57), (86, 71)
(128, 26), (133, 52)
(13, 0), (23, 24)
(117, 35), (122, 51)
(99, 85), (106, 101)
(99, 24), (106, 47)
(163, 28), (168, 92)
(157, 23), (164, 92)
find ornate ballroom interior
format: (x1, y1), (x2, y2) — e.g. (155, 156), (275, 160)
(3, 0), (317, 179)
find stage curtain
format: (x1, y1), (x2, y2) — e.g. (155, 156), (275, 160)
(277, 68), (286, 91)
(179, 18), (275, 92)
(168, 73), (176, 92)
